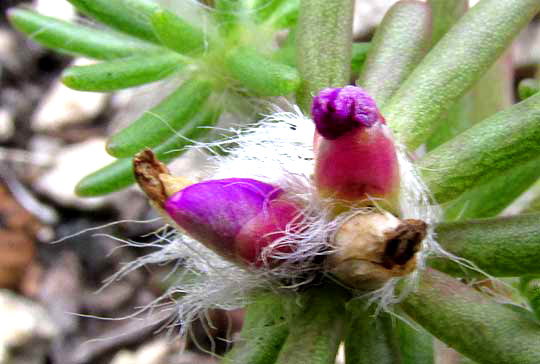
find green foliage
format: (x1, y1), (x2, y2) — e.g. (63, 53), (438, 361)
(11, 0), (540, 363)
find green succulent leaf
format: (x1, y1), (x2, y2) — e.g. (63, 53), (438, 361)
(427, 53), (513, 151)
(62, 52), (187, 91)
(222, 291), (289, 364)
(275, 285), (347, 364)
(261, 0), (299, 29)
(443, 157), (540, 221)
(429, 213), (540, 277)
(151, 9), (209, 55)
(428, 0), (468, 46)
(296, 0), (354, 112)
(66, 0), (160, 43)
(106, 77), (213, 157)
(384, 0), (540, 149)
(224, 46), (300, 96)
(7, 8), (158, 60)
(76, 106), (221, 196)
(252, 0), (287, 23)
(396, 318), (434, 364)
(214, 0), (250, 36)
(518, 78), (540, 101)
(420, 92), (540, 203)
(357, 0), (432, 107)
(520, 277), (540, 320)
(425, 0), (468, 151)
(400, 269), (540, 364)
(344, 302), (401, 364)
(350, 42), (370, 75)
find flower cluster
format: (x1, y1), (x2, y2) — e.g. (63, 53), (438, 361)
(127, 86), (444, 331)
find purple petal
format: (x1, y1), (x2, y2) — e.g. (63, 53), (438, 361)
(312, 86), (381, 140)
(164, 178), (282, 259)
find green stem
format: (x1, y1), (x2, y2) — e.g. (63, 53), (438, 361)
(429, 213), (540, 277)
(275, 284), (348, 364)
(400, 268), (540, 364)
(296, 0), (354, 113)
(357, 0), (432, 108)
(384, 0), (540, 149)
(420, 92), (540, 203)
(222, 291), (289, 364)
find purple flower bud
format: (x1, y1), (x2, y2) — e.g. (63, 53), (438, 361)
(312, 87), (400, 212)
(312, 86), (382, 140)
(164, 178), (302, 266)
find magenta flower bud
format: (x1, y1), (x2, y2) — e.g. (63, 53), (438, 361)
(312, 86), (400, 211)
(164, 178), (302, 266)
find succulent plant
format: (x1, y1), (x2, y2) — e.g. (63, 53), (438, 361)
(9, 0), (540, 363)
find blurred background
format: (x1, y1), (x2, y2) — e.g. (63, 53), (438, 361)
(0, 1), (539, 363)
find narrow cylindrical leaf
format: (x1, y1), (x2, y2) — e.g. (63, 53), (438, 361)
(106, 78), (213, 157)
(384, 0), (540, 149)
(76, 107), (221, 196)
(518, 78), (540, 101)
(252, 0), (287, 23)
(357, 1), (432, 107)
(428, 0), (468, 46)
(350, 42), (370, 75)
(443, 157), (540, 221)
(222, 291), (289, 364)
(344, 302), (401, 364)
(427, 52), (513, 150)
(401, 268), (540, 364)
(62, 52), (186, 91)
(8, 9), (157, 60)
(522, 192), (540, 214)
(275, 285), (347, 364)
(261, 0), (299, 29)
(467, 52), (514, 124)
(224, 46), (300, 96)
(425, 0), (468, 151)
(296, 0), (354, 112)
(66, 0), (160, 43)
(520, 277), (540, 320)
(420, 92), (540, 203)
(397, 318), (434, 364)
(429, 213), (540, 277)
(151, 9), (208, 55)
(214, 0), (249, 35)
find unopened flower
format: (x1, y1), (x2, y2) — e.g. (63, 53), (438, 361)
(312, 86), (400, 212)
(165, 178), (302, 266)
(133, 150), (303, 267)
